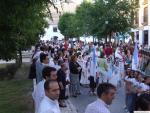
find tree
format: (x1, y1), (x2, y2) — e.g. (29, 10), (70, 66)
(58, 0), (138, 42)
(75, 1), (94, 36)
(0, 0), (72, 63)
(0, 0), (49, 63)
(92, 0), (138, 42)
(58, 13), (80, 39)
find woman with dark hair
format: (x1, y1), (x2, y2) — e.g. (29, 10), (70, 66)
(69, 54), (81, 97)
(135, 93), (150, 111)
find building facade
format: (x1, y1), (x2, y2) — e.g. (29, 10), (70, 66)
(41, 0), (83, 40)
(132, 0), (150, 48)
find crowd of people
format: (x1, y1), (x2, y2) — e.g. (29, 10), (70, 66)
(29, 40), (150, 113)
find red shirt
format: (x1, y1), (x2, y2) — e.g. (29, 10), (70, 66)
(104, 47), (113, 57)
(64, 41), (69, 50)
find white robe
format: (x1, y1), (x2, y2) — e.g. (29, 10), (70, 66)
(109, 66), (120, 86)
(80, 59), (90, 85)
(107, 62), (113, 80)
(89, 50), (98, 78)
(115, 48), (124, 74)
(97, 58), (108, 83)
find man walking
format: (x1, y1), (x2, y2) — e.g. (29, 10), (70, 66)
(85, 83), (116, 113)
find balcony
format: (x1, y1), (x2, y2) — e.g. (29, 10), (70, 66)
(144, 0), (148, 5)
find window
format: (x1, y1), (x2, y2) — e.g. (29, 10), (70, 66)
(53, 27), (58, 32)
(136, 31), (139, 40)
(53, 36), (58, 40)
(144, 30), (148, 45)
(143, 7), (148, 25)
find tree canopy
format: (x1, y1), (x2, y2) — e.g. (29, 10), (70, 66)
(0, 0), (53, 61)
(58, 13), (80, 39)
(58, 0), (138, 41)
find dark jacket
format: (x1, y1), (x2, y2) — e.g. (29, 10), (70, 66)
(57, 69), (66, 87)
(69, 61), (81, 74)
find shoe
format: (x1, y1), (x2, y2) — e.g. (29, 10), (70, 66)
(76, 92), (81, 95)
(59, 104), (67, 107)
(64, 96), (69, 100)
(72, 95), (77, 98)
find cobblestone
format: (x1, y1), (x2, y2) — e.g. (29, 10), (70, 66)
(61, 99), (78, 113)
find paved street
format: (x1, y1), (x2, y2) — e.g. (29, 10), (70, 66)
(69, 85), (126, 113)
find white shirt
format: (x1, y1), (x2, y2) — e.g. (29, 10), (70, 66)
(49, 58), (55, 67)
(32, 80), (45, 113)
(38, 96), (61, 113)
(33, 51), (42, 59)
(124, 76), (130, 81)
(140, 83), (150, 91)
(85, 99), (110, 113)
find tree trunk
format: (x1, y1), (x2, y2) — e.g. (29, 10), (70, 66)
(105, 36), (107, 43)
(93, 36), (94, 43)
(15, 56), (19, 65)
(109, 33), (111, 42)
(18, 48), (22, 66)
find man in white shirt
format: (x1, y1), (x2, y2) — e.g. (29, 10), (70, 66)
(85, 83), (116, 113)
(38, 79), (61, 113)
(33, 66), (58, 113)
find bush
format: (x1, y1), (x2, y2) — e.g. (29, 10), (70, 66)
(0, 63), (19, 80)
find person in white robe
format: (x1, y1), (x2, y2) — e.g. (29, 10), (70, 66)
(88, 45), (98, 95)
(80, 55), (90, 85)
(89, 45), (98, 79)
(106, 57), (113, 82)
(115, 47), (125, 80)
(109, 60), (120, 87)
(32, 66), (57, 113)
(97, 54), (108, 83)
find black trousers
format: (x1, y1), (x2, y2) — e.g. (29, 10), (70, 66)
(88, 76), (96, 92)
(79, 69), (82, 82)
(59, 88), (66, 100)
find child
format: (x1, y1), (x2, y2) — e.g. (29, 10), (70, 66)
(109, 59), (120, 87)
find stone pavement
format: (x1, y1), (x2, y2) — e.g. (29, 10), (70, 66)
(66, 85), (126, 113)
(61, 99), (77, 113)
(33, 80), (126, 113)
